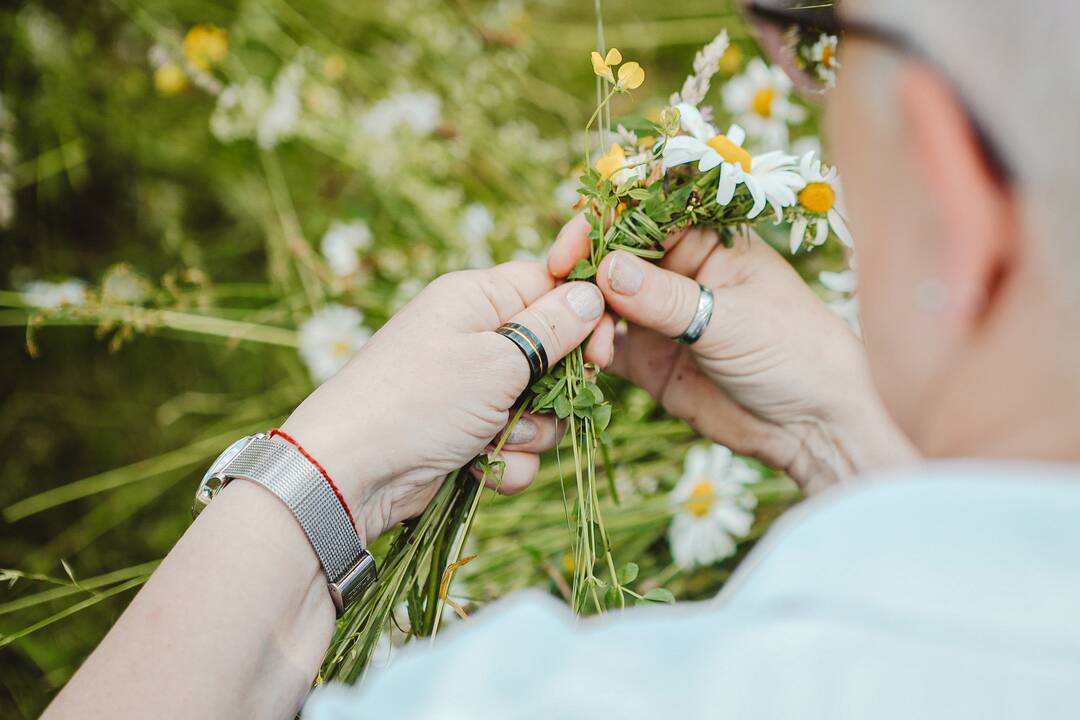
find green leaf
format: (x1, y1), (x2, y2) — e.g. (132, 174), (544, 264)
(531, 376), (567, 411)
(604, 585), (620, 610)
(583, 382), (604, 404)
(643, 587), (675, 604)
(553, 393), (571, 419)
(572, 391), (595, 410)
(618, 562), (639, 584)
(627, 188), (653, 200)
(607, 243), (665, 259)
(567, 259), (597, 280)
(591, 403), (612, 434)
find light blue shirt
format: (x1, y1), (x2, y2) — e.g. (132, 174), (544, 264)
(305, 462), (1080, 719)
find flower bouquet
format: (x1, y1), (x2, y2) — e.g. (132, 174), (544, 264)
(319, 21), (852, 681)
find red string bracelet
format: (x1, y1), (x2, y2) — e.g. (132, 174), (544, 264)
(269, 428), (357, 530)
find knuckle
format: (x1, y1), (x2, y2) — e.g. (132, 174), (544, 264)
(657, 275), (692, 331)
(525, 306), (564, 356)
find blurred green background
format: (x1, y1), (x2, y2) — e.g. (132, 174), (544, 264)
(0, 1), (829, 715)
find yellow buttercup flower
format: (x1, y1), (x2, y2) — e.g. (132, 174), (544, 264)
(154, 63), (187, 96)
(590, 48), (643, 92)
(590, 47), (621, 84)
(183, 25), (228, 71)
(595, 143), (626, 181)
(617, 61), (645, 91)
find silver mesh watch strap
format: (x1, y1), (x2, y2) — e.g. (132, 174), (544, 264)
(219, 435), (376, 616)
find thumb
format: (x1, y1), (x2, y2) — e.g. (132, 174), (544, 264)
(485, 281), (606, 396)
(596, 250), (711, 340)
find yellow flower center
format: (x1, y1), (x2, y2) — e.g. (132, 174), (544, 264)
(684, 480), (716, 518)
(705, 135), (752, 173)
(821, 46), (834, 69)
(333, 340), (351, 356)
(595, 143), (627, 181)
(751, 87), (776, 118)
(798, 181), (836, 214)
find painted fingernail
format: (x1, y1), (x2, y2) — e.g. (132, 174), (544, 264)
(506, 418), (538, 445)
(566, 283), (603, 321)
(608, 253), (643, 295)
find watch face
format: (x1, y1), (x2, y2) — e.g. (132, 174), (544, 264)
(192, 435), (256, 517)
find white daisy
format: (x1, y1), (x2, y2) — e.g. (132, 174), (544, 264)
(21, 279), (87, 309)
(722, 58), (807, 149)
(809, 34), (840, 88)
(668, 444), (758, 570)
(320, 220), (373, 277)
(297, 304), (371, 383)
(663, 103), (803, 219)
(789, 151), (853, 253)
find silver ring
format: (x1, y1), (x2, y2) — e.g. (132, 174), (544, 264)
(675, 284), (714, 345)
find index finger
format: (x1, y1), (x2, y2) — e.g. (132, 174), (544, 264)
(547, 213), (592, 279)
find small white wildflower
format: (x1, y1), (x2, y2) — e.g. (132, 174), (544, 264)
(210, 81), (268, 143)
(257, 62), (304, 149)
(101, 264), (151, 304)
(553, 178), (581, 210)
(297, 304), (371, 383)
(359, 91), (442, 140)
(460, 203), (495, 268)
(320, 220), (373, 277)
(391, 278), (425, 311)
(668, 444), (758, 570)
(21, 279), (88, 309)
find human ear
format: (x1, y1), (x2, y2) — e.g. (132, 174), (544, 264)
(897, 63), (1015, 326)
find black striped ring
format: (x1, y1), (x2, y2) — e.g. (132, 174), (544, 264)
(495, 322), (548, 386)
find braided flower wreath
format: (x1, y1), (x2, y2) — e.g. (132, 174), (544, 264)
(319, 27), (852, 681)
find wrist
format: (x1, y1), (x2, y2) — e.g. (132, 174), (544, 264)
(783, 392), (918, 494)
(275, 418), (393, 545)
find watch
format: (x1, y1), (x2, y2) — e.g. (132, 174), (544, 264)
(193, 431), (377, 616)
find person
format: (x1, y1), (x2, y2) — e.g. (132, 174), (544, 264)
(43, 0), (1080, 717)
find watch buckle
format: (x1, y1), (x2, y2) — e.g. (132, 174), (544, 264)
(328, 551), (377, 617)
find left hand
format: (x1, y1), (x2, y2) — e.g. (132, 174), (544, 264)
(280, 261), (610, 544)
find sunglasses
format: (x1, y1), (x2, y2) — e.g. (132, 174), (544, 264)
(741, 0), (1013, 182)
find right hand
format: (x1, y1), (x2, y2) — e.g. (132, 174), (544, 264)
(549, 215), (915, 493)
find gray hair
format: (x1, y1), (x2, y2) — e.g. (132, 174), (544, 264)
(856, 0), (1080, 276)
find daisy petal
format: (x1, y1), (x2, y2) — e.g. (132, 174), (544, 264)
(663, 136), (708, 169)
(716, 164), (738, 204)
(745, 176), (766, 218)
(676, 102), (717, 142)
(828, 209), (854, 246)
(790, 216), (808, 253)
(726, 123), (746, 146)
(814, 217), (829, 245)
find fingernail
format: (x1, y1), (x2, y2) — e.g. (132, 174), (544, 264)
(566, 283), (603, 321)
(506, 418), (538, 445)
(608, 253), (643, 295)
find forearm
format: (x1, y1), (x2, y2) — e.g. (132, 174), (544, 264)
(44, 480), (335, 719)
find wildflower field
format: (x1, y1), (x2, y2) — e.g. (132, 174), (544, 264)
(0, 1), (853, 714)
